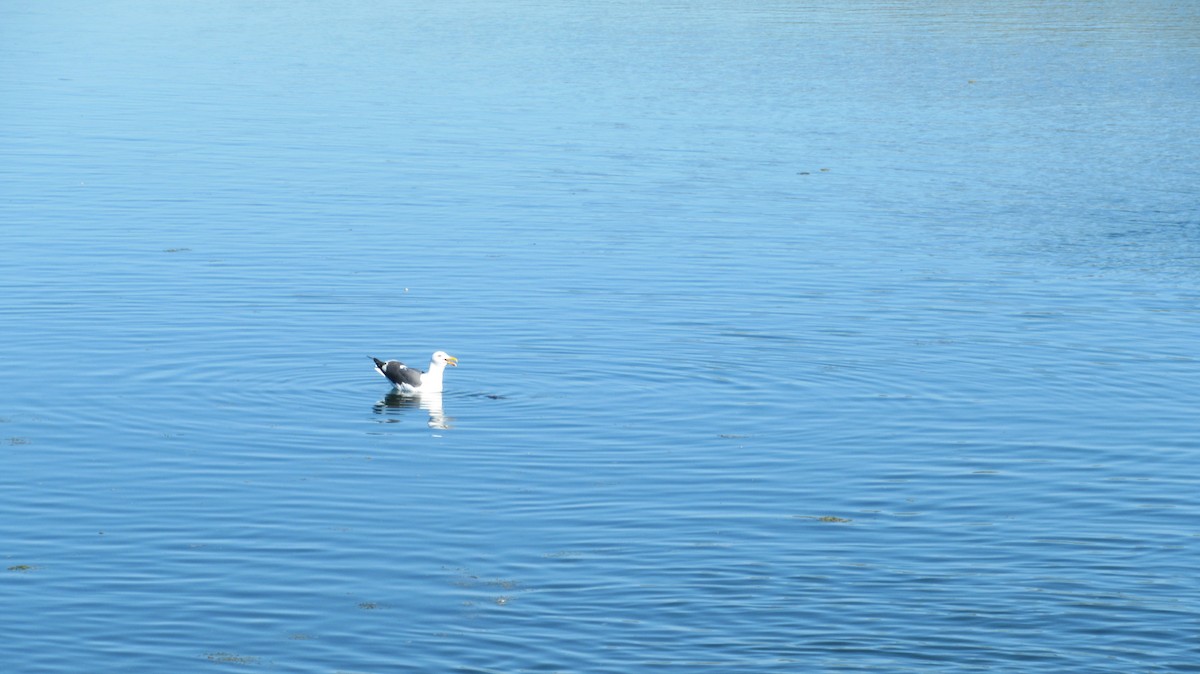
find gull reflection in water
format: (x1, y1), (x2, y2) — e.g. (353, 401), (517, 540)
(372, 391), (452, 429)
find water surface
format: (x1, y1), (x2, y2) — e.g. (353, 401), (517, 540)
(2, 1), (1199, 672)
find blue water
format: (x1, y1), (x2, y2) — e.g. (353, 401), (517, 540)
(3, 1), (1199, 671)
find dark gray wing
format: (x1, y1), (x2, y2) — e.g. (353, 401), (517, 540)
(372, 357), (423, 388)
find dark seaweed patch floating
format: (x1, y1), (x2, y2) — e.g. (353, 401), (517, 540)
(7, 565), (37, 572)
(793, 515), (853, 524)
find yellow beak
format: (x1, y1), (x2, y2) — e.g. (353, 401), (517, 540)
(445, 355), (459, 367)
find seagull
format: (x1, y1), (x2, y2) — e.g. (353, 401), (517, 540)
(371, 351), (458, 394)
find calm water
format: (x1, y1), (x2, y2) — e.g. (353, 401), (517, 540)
(3, 1), (1199, 671)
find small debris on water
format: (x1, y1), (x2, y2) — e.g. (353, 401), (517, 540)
(204, 652), (259, 665)
(794, 515), (853, 524)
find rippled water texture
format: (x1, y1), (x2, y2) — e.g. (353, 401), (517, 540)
(2, 1), (1199, 672)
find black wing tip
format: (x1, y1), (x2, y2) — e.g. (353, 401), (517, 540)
(371, 357), (386, 368)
